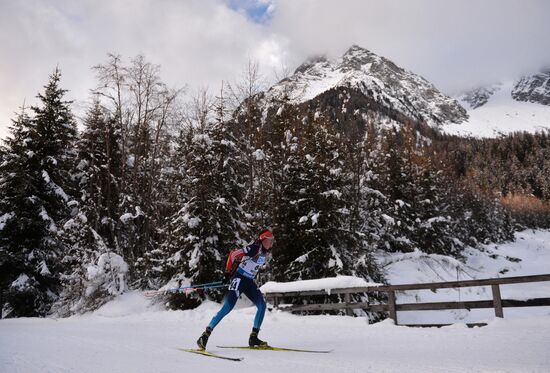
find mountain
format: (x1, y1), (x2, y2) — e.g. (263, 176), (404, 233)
(257, 45), (467, 132)
(250, 45), (550, 139)
(512, 68), (550, 106)
(444, 71), (550, 138)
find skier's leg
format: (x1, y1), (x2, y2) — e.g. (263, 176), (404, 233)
(245, 285), (266, 330)
(207, 278), (241, 330)
(197, 278), (242, 349)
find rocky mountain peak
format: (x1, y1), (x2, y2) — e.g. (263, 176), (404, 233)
(264, 44), (467, 128)
(512, 69), (550, 106)
(294, 55), (329, 75)
(461, 84), (502, 109)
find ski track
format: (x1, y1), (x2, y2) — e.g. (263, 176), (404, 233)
(1, 229), (550, 372)
(2, 308), (550, 372)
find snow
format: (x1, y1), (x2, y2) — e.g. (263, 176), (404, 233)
(10, 273), (31, 290)
(119, 206), (144, 224)
(127, 155), (135, 167)
(321, 189), (342, 199)
(310, 212), (319, 225)
(0, 212), (14, 231)
(38, 261), (51, 276)
(193, 133), (213, 146)
(260, 276), (380, 294)
(444, 81), (550, 137)
(119, 213), (134, 223)
(39, 206), (58, 233)
(379, 229), (550, 324)
(253, 149), (266, 160)
(1, 230), (549, 372)
(187, 217), (201, 228)
(86, 252), (129, 296)
(0, 299), (549, 372)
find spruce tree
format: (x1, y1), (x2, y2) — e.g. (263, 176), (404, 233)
(0, 69), (77, 317)
(53, 101), (126, 315)
(270, 110), (366, 280)
(158, 92), (246, 307)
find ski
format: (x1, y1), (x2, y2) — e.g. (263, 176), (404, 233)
(178, 348), (243, 361)
(216, 345), (332, 353)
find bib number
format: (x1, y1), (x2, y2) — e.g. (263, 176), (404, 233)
(229, 277), (241, 296)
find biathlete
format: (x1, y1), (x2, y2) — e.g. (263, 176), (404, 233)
(196, 229), (275, 350)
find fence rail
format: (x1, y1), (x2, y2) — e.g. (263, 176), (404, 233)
(264, 274), (550, 325)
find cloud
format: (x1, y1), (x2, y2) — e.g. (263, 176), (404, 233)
(1, 0), (549, 139)
(270, 0), (550, 93)
(0, 0), (278, 138)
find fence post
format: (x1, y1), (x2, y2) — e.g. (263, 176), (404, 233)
(344, 293), (353, 316)
(388, 290), (398, 324)
(273, 296), (279, 308)
(491, 284), (504, 318)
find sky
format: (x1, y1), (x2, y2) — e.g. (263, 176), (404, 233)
(1, 0), (549, 139)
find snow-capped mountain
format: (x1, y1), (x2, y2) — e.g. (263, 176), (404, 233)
(253, 45), (550, 139)
(259, 45), (467, 129)
(444, 73), (550, 138)
(512, 68), (550, 106)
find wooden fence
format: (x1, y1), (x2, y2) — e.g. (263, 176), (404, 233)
(264, 274), (550, 326)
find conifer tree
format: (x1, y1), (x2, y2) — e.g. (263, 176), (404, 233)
(0, 69), (77, 317)
(271, 110), (364, 280)
(157, 89), (247, 307)
(53, 101), (126, 315)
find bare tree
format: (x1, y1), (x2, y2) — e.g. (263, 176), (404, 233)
(91, 53), (184, 268)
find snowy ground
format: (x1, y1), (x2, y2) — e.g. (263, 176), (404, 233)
(380, 229), (550, 324)
(1, 229), (550, 372)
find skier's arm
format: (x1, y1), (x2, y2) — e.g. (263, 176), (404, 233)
(225, 248), (245, 275)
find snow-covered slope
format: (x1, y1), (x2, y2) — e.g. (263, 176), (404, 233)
(444, 80), (550, 137)
(1, 303), (549, 373)
(262, 45), (467, 128)
(1, 230), (549, 372)
(379, 229), (550, 324)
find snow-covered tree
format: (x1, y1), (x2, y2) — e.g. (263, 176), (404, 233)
(53, 101), (125, 316)
(156, 89), (247, 307)
(0, 69), (77, 317)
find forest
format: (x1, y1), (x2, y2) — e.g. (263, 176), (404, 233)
(1, 55), (549, 318)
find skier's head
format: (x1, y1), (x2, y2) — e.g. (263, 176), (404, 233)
(259, 229), (274, 250)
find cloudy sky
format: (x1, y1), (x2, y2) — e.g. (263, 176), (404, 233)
(1, 0), (549, 138)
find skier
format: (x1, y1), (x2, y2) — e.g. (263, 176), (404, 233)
(196, 229), (275, 350)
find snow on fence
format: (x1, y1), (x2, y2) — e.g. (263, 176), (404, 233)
(262, 274), (550, 326)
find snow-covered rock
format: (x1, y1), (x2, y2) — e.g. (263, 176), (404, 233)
(261, 45), (467, 128)
(512, 68), (550, 106)
(460, 84), (502, 109)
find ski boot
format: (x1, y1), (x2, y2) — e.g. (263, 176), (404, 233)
(196, 327), (212, 350)
(249, 328), (268, 347)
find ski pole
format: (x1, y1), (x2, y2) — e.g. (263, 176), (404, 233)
(144, 281), (227, 297)
(183, 284), (229, 293)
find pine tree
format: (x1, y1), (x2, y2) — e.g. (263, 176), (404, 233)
(355, 124), (396, 264)
(157, 89), (247, 307)
(75, 100), (123, 247)
(53, 101), (126, 315)
(0, 69), (77, 317)
(270, 110), (366, 280)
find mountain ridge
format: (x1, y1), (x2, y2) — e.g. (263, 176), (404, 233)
(259, 45), (468, 129)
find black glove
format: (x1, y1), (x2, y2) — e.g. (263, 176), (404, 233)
(222, 272), (232, 285)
